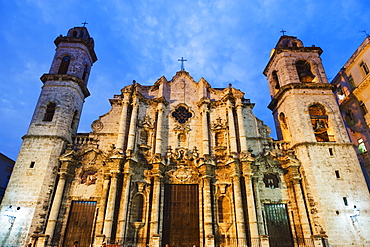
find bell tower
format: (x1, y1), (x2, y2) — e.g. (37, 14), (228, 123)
(0, 27), (97, 246)
(264, 35), (370, 246)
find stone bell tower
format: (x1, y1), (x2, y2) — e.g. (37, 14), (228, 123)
(264, 35), (370, 246)
(0, 26), (97, 246)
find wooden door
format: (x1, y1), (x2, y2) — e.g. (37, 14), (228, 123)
(63, 201), (97, 247)
(163, 184), (200, 247)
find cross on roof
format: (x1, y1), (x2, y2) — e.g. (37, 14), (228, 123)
(82, 21), (88, 27)
(178, 57), (187, 71)
(280, 29), (287, 36)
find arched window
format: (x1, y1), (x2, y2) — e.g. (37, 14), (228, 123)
(272, 70), (280, 89)
(131, 194), (144, 222)
(43, 102), (56, 121)
(296, 60), (315, 83)
(309, 104), (329, 142)
(218, 196), (231, 223)
(58, 56), (71, 74)
(72, 30), (78, 37)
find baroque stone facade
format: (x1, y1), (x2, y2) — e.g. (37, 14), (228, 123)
(1, 27), (370, 247)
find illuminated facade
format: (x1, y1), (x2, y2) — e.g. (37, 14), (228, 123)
(1, 27), (370, 247)
(331, 36), (370, 189)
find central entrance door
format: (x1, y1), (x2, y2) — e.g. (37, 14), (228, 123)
(63, 201), (97, 247)
(163, 184), (200, 247)
(264, 204), (294, 247)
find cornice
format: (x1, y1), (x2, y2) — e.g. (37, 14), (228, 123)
(54, 36), (98, 63)
(268, 83), (335, 110)
(40, 73), (90, 98)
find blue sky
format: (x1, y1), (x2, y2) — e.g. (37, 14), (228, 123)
(0, 0), (369, 160)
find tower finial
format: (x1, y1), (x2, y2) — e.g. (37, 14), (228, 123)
(82, 21), (88, 27)
(280, 29), (287, 36)
(178, 57), (187, 71)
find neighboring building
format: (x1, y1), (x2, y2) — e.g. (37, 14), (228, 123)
(331, 36), (370, 190)
(0, 27), (370, 247)
(0, 153), (14, 203)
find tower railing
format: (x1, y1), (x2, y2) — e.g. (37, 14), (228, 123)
(270, 140), (291, 151)
(72, 133), (97, 146)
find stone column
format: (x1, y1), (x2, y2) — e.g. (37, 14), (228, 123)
(292, 174), (311, 238)
(282, 153), (311, 240)
(44, 172), (68, 242)
(117, 163), (133, 241)
(203, 176), (215, 246)
(116, 98), (130, 150)
(126, 100), (139, 154)
(103, 171), (120, 242)
(236, 104), (247, 153)
(241, 157), (259, 239)
(201, 103), (210, 156)
(199, 160), (215, 246)
(253, 177), (266, 235)
(154, 102), (165, 155)
(228, 157), (247, 244)
(95, 174), (110, 237)
(227, 100), (238, 154)
(149, 160), (164, 246)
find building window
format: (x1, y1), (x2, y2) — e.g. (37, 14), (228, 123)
(335, 170), (340, 178)
(43, 102), (56, 121)
(344, 111), (355, 126)
(360, 102), (368, 115)
(336, 86), (345, 100)
(343, 197), (348, 206)
(347, 74), (356, 89)
(58, 56), (71, 74)
(358, 138), (367, 154)
(360, 61), (369, 75)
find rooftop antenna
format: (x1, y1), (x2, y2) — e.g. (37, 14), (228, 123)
(360, 30), (370, 37)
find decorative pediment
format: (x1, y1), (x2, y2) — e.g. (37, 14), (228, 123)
(166, 166), (199, 184)
(254, 151), (282, 173)
(79, 148), (105, 168)
(170, 70), (195, 84)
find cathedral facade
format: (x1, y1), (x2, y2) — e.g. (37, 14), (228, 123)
(1, 27), (370, 247)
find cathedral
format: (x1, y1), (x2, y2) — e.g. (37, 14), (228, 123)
(1, 26), (370, 247)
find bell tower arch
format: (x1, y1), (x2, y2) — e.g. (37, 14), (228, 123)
(0, 26), (97, 246)
(264, 35), (370, 246)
